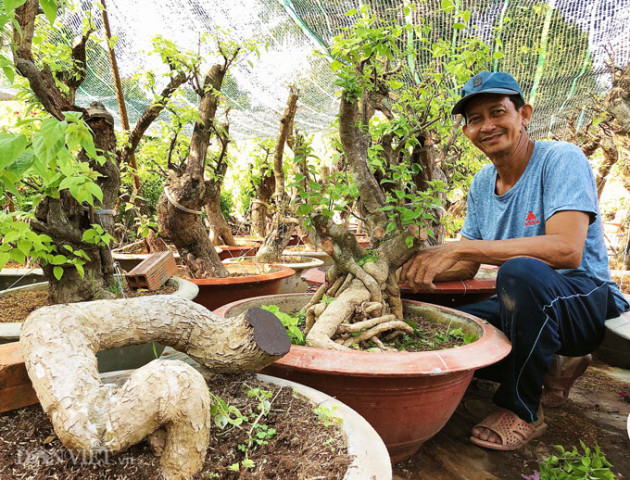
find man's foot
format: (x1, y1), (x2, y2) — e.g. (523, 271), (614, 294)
(542, 354), (591, 408)
(469, 408), (546, 451)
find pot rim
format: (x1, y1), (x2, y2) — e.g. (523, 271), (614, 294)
(186, 264), (295, 286)
(301, 267), (496, 294)
(222, 255), (325, 270)
(215, 293), (511, 377)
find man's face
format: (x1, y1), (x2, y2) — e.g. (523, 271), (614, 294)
(461, 94), (531, 158)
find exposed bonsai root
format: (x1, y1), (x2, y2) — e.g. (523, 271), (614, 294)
(303, 282), (327, 312)
(305, 279), (370, 350)
(20, 296), (290, 479)
(342, 320), (413, 346)
(335, 273), (355, 297)
(337, 314), (396, 333)
(326, 275), (346, 297)
(363, 301), (383, 317)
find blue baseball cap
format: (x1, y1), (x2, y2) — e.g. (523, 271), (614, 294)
(452, 71), (524, 115)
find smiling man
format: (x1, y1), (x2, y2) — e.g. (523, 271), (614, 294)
(400, 71), (629, 451)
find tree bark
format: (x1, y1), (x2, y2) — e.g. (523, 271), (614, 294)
(12, 2), (121, 302)
(21, 296), (290, 480)
(157, 64), (228, 278)
(251, 174), (275, 238)
(255, 89), (299, 263)
(206, 186), (235, 246)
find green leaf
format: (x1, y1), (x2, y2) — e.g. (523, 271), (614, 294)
(405, 235), (414, 248)
(50, 254), (67, 265)
(3, 0), (28, 11)
(5, 151), (35, 177)
(453, 22), (466, 30)
(330, 60), (343, 72)
(0, 252), (10, 270)
(53, 266), (63, 280)
(0, 54), (15, 84)
(0, 133), (27, 169)
(228, 463), (240, 472)
(390, 80), (403, 90)
(440, 0), (454, 12)
(345, 8), (357, 16)
(75, 263), (85, 278)
(493, 51), (504, 60)
(39, 0), (57, 25)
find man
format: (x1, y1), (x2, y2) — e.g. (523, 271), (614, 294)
(400, 71), (629, 451)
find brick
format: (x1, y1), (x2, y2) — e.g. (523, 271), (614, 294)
(0, 342), (38, 413)
(125, 251), (177, 291)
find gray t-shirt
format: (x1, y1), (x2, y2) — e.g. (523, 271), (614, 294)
(462, 140), (628, 313)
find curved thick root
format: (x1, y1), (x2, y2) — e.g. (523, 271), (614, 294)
(20, 296), (290, 479)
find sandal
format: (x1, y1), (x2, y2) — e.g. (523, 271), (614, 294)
(542, 354), (591, 408)
(469, 408), (547, 451)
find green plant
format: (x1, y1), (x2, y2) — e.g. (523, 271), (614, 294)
(208, 385), (278, 473)
(522, 442), (615, 480)
(260, 304), (306, 345)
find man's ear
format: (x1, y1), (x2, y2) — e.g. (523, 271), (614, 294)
(462, 123), (468, 136)
(520, 104), (533, 126)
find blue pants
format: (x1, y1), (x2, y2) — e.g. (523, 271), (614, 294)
(456, 258), (619, 423)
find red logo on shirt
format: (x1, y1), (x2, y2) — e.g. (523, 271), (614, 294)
(525, 211), (540, 226)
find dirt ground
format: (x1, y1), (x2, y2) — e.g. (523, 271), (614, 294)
(0, 373), (351, 479)
(393, 358), (630, 480)
(0, 283), (177, 323)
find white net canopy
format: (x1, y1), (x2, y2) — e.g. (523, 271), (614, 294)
(41, 0), (630, 140)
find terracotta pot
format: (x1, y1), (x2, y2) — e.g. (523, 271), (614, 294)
(188, 263), (294, 311)
(283, 247), (334, 267)
(223, 255), (325, 293)
(215, 293), (511, 463)
(301, 267), (497, 307)
(217, 243), (261, 260)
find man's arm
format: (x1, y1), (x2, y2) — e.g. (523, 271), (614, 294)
(400, 210), (589, 291)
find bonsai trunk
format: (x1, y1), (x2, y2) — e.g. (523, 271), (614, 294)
(157, 63), (228, 278)
(255, 89), (299, 263)
(251, 174), (275, 238)
(206, 189), (235, 246)
(21, 296), (290, 480)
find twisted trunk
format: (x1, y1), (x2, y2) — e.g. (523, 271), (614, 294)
(157, 64), (228, 278)
(251, 174), (275, 238)
(13, 2), (120, 302)
(255, 89), (299, 263)
(206, 185), (235, 246)
(21, 296), (290, 480)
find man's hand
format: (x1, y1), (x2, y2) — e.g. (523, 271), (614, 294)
(400, 244), (460, 291)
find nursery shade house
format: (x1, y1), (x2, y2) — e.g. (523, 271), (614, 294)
(44, 0), (630, 141)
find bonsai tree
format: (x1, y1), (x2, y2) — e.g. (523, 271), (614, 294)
(296, 5), (494, 350)
(1, 2), (189, 302)
(156, 33), (257, 278)
(246, 139), (276, 238)
(254, 87), (300, 262)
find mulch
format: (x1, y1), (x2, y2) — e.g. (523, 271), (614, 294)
(0, 373), (351, 479)
(0, 283), (177, 323)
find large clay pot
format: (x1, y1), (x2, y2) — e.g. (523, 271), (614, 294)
(301, 266), (497, 307)
(283, 247), (334, 267)
(223, 255), (324, 293)
(187, 263), (294, 311)
(215, 293), (511, 464)
(217, 243), (261, 260)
